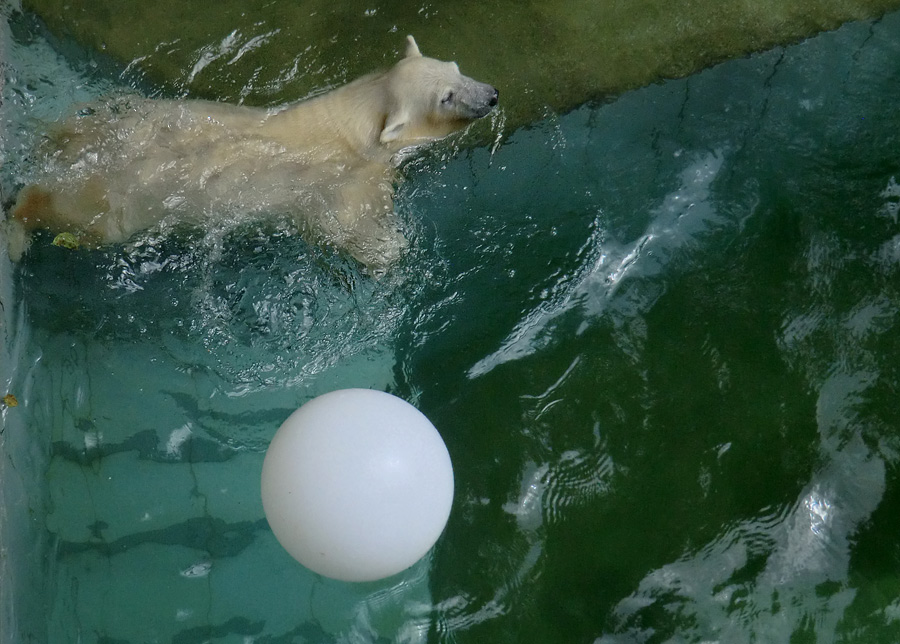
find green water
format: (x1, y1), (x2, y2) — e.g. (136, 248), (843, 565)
(2, 4), (900, 644)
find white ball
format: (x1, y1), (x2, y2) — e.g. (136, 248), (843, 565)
(260, 389), (454, 582)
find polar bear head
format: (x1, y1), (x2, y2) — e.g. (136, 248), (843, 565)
(379, 36), (499, 148)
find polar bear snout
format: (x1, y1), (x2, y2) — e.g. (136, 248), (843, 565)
(461, 83), (499, 119)
(480, 86), (500, 115)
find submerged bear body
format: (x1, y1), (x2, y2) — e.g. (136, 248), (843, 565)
(9, 36), (498, 271)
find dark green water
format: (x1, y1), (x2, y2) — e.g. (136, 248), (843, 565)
(398, 15), (900, 641)
(2, 6), (900, 644)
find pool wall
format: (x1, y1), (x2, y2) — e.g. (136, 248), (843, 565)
(0, 239), (50, 643)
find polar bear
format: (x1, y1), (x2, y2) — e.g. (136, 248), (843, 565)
(7, 36), (498, 272)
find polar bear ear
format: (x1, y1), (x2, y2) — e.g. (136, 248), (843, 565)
(380, 109), (409, 143)
(405, 35), (422, 58)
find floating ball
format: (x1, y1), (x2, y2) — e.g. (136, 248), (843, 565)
(261, 389), (454, 582)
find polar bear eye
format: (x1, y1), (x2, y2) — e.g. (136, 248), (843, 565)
(441, 91), (455, 106)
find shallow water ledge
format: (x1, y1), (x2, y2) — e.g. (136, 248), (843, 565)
(20, 0), (900, 128)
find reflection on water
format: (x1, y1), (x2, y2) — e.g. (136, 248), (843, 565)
(3, 4), (900, 644)
(469, 149), (728, 378)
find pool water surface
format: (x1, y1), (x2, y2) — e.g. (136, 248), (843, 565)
(2, 5), (900, 644)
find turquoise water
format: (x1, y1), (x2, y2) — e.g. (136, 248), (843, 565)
(2, 5), (900, 644)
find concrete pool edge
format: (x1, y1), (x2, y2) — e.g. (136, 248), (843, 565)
(17, 0), (900, 131)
